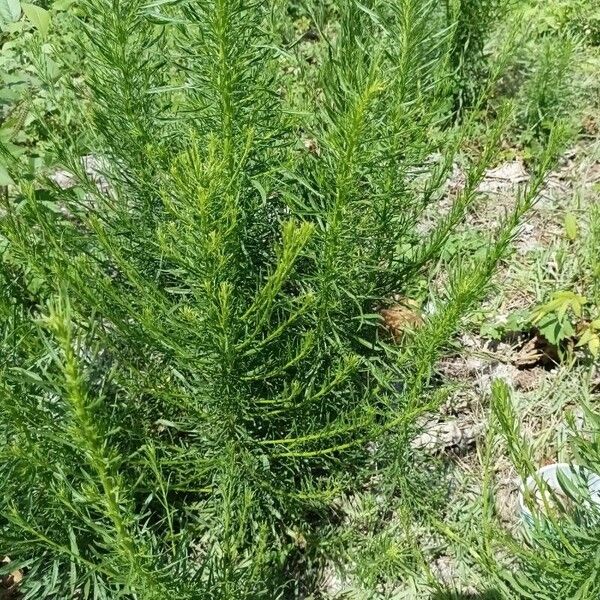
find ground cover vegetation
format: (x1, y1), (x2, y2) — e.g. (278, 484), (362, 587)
(1, 0), (599, 598)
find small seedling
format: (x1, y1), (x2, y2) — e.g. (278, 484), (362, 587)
(564, 211), (579, 241)
(532, 290), (600, 358)
(531, 290), (585, 345)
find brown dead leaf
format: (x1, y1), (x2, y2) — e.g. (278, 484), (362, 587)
(582, 114), (599, 137)
(380, 299), (424, 342)
(1, 557), (22, 599)
(511, 334), (559, 369)
(302, 138), (320, 156)
(512, 336), (544, 368)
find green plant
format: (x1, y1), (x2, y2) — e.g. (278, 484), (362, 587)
(532, 291), (600, 358)
(1, 0), (84, 186)
(478, 308), (530, 342)
(517, 30), (578, 144)
(586, 203), (600, 303)
(0, 0), (566, 597)
(479, 261), (600, 357)
(540, 0), (600, 47)
(446, 0), (515, 116)
(473, 381), (600, 600)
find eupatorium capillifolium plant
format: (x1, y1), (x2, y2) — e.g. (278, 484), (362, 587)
(0, 0), (564, 597)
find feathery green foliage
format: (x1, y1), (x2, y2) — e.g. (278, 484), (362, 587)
(0, 0), (567, 597)
(447, 0), (515, 116)
(517, 32), (578, 143)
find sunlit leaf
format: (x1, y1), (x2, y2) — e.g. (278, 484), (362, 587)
(0, 164), (14, 186)
(0, 0), (20, 22)
(564, 212), (578, 241)
(22, 2), (50, 36)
